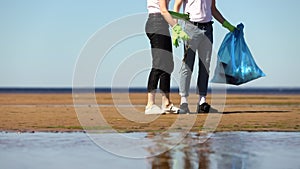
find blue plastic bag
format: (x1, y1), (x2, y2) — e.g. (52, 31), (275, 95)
(211, 23), (265, 85)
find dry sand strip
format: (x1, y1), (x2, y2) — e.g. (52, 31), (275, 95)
(0, 93), (299, 133)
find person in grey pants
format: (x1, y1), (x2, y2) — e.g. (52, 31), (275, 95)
(174, 0), (236, 113)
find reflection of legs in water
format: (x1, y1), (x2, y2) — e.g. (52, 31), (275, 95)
(146, 133), (173, 168)
(181, 134), (211, 169)
(196, 141), (210, 169)
(149, 150), (172, 169)
(146, 133), (212, 168)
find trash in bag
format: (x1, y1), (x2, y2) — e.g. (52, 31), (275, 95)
(211, 23), (266, 85)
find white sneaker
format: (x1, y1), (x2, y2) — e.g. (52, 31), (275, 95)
(145, 104), (163, 115)
(162, 103), (179, 114)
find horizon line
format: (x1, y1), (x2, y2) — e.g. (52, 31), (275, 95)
(0, 87), (300, 94)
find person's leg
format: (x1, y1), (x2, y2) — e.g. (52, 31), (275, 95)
(145, 14), (173, 114)
(145, 14), (163, 112)
(196, 24), (216, 113)
(197, 46), (211, 105)
(179, 23), (201, 101)
(197, 24), (213, 101)
(159, 70), (171, 105)
(151, 19), (175, 109)
(146, 68), (161, 107)
(178, 22), (203, 113)
(178, 47), (196, 114)
(179, 45), (196, 102)
(145, 64), (165, 114)
(160, 73), (179, 113)
(147, 92), (155, 107)
(146, 32), (163, 108)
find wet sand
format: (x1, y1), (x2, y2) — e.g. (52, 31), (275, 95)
(0, 93), (299, 132)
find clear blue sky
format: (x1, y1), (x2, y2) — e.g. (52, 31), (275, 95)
(0, 0), (299, 88)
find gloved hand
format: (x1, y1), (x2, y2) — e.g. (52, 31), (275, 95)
(172, 24), (190, 47)
(169, 11), (190, 21)
(222, 20), (236, 32)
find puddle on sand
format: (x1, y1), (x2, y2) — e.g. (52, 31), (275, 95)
(0, 132), (300, 169)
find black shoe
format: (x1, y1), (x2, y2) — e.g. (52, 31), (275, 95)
(197, 103), (218, 113)
(178, 103), (190, 114)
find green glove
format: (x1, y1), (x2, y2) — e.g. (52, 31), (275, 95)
(169, 11), (190, 21)
(222, 20), (236, 32)
(173, 34), (180, 48)
(172, 24), (190, 47)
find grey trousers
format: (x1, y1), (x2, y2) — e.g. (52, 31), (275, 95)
(179, 21), (213, 97)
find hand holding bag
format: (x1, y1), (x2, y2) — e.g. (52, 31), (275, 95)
(211, 23), (266, 85)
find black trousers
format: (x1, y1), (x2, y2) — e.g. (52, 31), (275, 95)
(145, 13), (174, 93)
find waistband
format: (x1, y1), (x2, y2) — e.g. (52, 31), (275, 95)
(192, 21), (214, 27)
(149, 13), (162, 17)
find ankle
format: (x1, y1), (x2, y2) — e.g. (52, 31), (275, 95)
(180, 96), (188, 104)
(146, 103), (154, 108)
(199, 96), (206, 105)
(162, 101), (172, 107)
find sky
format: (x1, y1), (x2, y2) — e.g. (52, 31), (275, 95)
(0, 0), (300, 88)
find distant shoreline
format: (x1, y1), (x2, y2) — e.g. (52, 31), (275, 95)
(0, 87), (300, 95)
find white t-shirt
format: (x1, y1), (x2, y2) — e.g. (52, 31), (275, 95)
(183, 0), (212, 22)
(147, 0), (170, 14)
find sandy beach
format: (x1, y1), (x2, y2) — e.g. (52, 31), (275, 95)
(0, 93), (299, 133)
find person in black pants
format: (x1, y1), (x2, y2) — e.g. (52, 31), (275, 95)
(145, 0), (189, 114)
